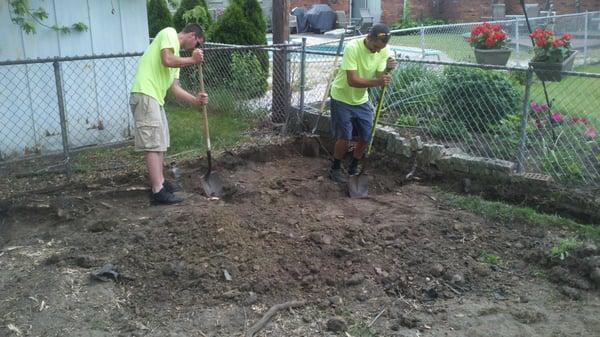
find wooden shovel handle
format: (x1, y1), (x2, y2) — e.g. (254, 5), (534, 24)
(197, 62), (211, 152)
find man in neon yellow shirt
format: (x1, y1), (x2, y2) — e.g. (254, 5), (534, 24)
(328, 24), (397, 183)
(130, 24), (208, 205)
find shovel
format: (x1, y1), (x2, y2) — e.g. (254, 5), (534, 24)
(348, 81), (388, 198)
(198, 62), (224, 197)
(300, 34), (346, 157)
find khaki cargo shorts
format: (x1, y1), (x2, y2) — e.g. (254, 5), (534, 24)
(129, 93), (169, 152)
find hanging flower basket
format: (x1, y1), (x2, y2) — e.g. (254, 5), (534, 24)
(468, 22), (511, 66)
(528, 28), (575, 82)
(474, 48), (512, 66)
(530, 50), (578, 82)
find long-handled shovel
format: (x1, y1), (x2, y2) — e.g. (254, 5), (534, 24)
(348, 82), (388, 198)
(300, 34), (346, 157)
(198, 62), (223, 197)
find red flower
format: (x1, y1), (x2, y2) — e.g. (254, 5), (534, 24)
(562, 33), (572, 41)
(584, 127), (597, 139)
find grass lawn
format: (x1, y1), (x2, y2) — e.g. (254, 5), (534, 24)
(72, 104), (253, 172)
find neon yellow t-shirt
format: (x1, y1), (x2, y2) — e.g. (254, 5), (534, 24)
(330, 38), (390, 106)
(131, 27), (180, 106)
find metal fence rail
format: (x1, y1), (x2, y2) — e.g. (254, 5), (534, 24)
(0, 43), (300, 177)
(294, 43), (600, 187)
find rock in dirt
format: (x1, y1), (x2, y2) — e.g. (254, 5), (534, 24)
(444, 271), (465, 285)
(87, 219), (118, 233)
(560, 285), (581, 300)
(578, 243), (598, 257)
(345, 273), (364, 286)
(244, 292), (258, 305)
(309, 232), (332, 245)
(326, 316), (348, 332)
(472, 263), (490, 277)
(429, 263), (445, 277)
(328, 296), (343, 307)
(398, 314), (421, 329)
(589, 268), (600, 287)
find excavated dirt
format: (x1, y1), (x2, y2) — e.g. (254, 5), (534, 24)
(1, 138), (599, 337)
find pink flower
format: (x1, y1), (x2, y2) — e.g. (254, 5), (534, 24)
(571, 116), (580, 124)
(584, 127), (597, 139)
(551, 112), (562, 122)
(530, 101), (543, 113)
(581, 117), (589, 124)
(540, 104), (549, 112)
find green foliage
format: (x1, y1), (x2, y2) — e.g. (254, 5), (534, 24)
(386, 64), (443, 117)
(9, 0), (88, 34)
(210, 0), (267, 45)
(147, 0), (173, 38)
(173, 0), (211, 31)
(348, 322), (378, 337)
(550, 238), (583, 260)
(231, 52), (268, 99)
(542, 149), (586, 183)
(391, 17), (446, 31)
(182, 5), (211, 35)
(480, 251), (501, 266)
(440, 191), (600, 242)
(440, 67), (522, 130)
(207, 0), (268, 98)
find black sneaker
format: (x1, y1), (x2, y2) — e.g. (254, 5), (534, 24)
(163, 179), (182, 193)
(328, 168), (347, 183)
(348, 165), (359, 176)
(152, 187), (184, 205)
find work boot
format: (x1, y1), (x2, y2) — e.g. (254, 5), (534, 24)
(152, 187), (184, 205)
(328, 168), (347, 183)
(163, 179), (182, 193)
(348, 164), (359, 176)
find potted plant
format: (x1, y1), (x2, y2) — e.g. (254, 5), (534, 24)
(468, 22), (511, 66)
(529, 28), (576, 82)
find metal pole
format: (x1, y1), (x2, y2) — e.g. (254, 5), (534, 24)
(53, 60), (71, 177)
(584, 11), (589, 65)
(419, 25), (425, 60)
(515, 18), (520, 66)
(516, 68), (534, 174)
(299, 37), (307, 127)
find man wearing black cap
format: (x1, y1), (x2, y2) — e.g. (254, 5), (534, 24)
(328, 23), (397, 183)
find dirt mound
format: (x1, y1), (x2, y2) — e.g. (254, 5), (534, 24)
(1, 139), (599, 337)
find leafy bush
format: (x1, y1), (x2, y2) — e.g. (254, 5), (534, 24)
(439, 67), (522, 130)
(231, 52), (268, 99)
(391, 18), (445, 31)
(147, 0), (173, 38)
(207, 0), (268, 98)
(182, 5), (211, 36)
(542, 149), (586, 183)
(173, 0), (211, 31)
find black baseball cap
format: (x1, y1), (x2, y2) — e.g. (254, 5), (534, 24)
(368, 24), (391, 43)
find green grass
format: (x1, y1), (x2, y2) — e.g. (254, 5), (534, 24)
(480, 251), (502, 266)
(348, 322), (378, 337)
(70, 104), (253, 173)
(440, 192), (600, 242)
(166, 104), (251, 154)
(575, 63), (600, 73)
(550, 238), (584, 260)
(390, 33), (474, 62)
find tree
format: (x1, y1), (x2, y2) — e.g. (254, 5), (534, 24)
(173, 0), (211, 31)
(147, 0), (173, 38)
(9, 0), (87, 34)
(208, 0), (268, 98)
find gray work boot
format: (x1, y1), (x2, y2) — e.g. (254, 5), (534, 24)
(328, 168), (347, 183)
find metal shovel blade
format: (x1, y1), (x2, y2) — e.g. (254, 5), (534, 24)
(348, 174), (369, 198)
(201, 171), (224, 197)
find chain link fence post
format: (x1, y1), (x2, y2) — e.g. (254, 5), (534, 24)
(53, 60), (71, 177)
(299, 37), (307, 127)
(584, 10), (589, 65)
(516, 68), (534, 174)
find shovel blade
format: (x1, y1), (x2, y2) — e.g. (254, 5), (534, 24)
(348, 174), (369, 198)
(201, 171), (224, 197)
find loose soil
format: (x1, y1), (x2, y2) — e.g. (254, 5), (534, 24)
(1, 138), (599, 337)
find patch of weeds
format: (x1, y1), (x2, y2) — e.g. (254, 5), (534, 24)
(480, 251), (502, 266)
(530, 267), (548, 279)
(550, 238), (583, 260)
(439, 191), (600, 242)
(348, 321), (378, 337)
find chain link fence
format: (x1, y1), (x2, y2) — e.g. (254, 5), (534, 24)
(0, 43), (300, 179)
(2, 12), (600, 189)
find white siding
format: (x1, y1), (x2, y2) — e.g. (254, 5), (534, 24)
(0, 0), (148, 159)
